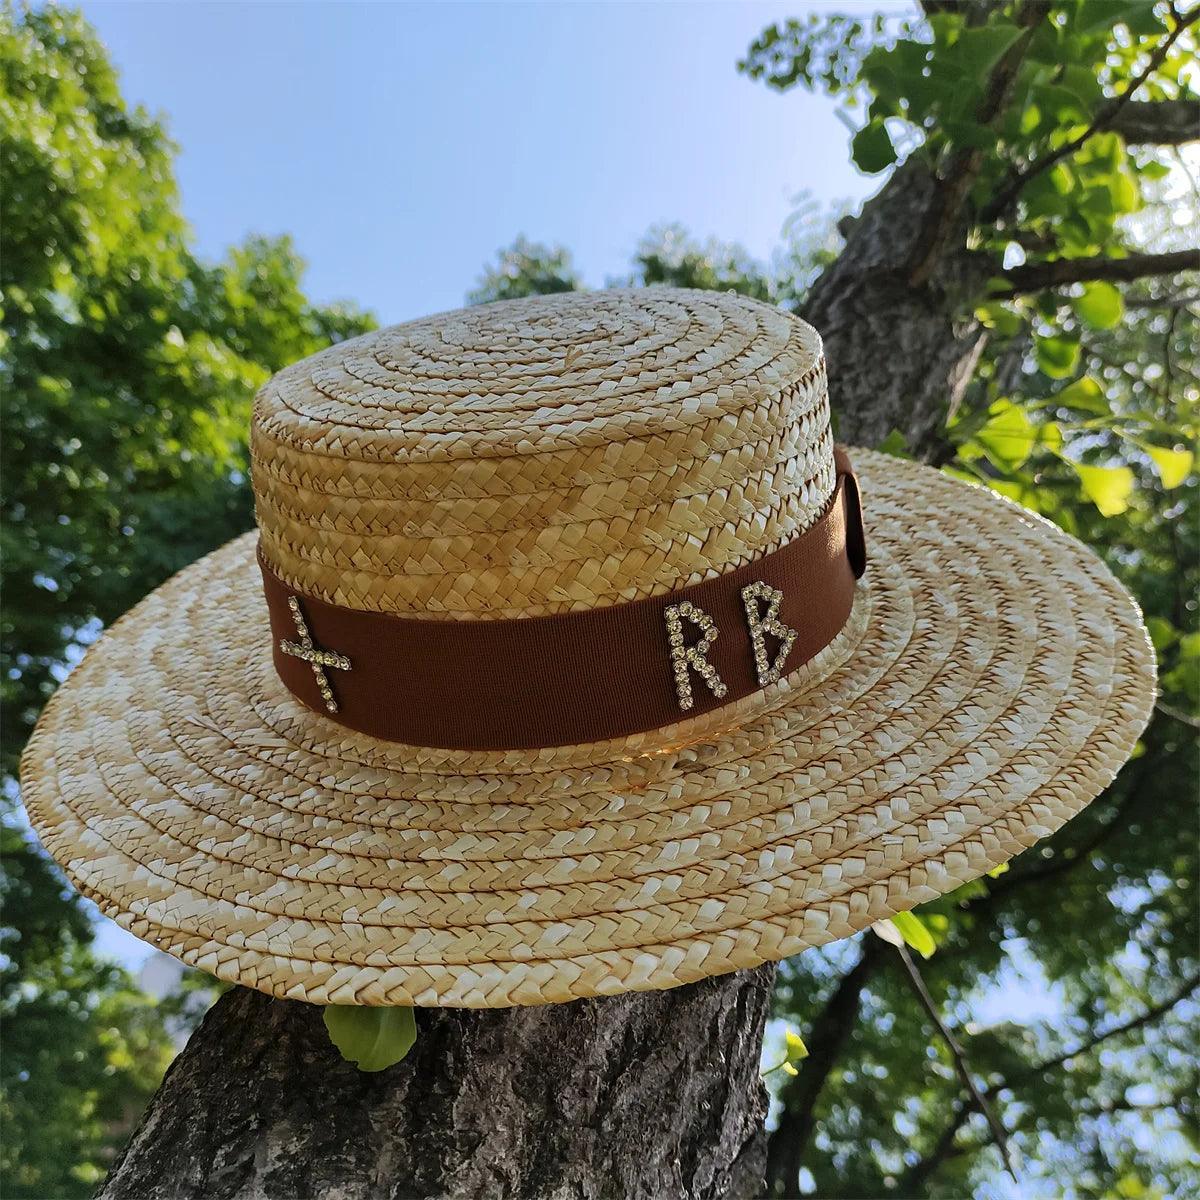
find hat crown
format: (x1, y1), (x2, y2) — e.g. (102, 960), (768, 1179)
(251, 288), (833, 618)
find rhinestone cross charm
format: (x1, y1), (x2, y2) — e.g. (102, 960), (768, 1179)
(280, 595), (352, 714)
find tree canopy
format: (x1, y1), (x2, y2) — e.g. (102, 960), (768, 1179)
(0, 8), (373, 1194)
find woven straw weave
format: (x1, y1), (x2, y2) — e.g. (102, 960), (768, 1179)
(21, 289), (1156, 1008)
(252, 289), (832, 616)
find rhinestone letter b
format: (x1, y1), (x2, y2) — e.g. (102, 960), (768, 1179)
(664, 601), (728, 711)
(741, 581), (798, 687)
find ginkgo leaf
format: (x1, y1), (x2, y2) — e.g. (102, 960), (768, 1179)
(889, 911), (937, 959)
(785, 1029), (809, 1061)
(323, 1006), (417, 1072)
(1056, 377), (1109, 415)
(876, 912), (936, 958)
(1144, 445), (1193, 489)
(1074, 463), (1135, 517)
(974, 400), (1036, 470)
(1036, 335), (1081, 379)
(1074, 281), (1124, 330)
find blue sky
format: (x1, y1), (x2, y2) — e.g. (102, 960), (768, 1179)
(82, 1), (879, 323)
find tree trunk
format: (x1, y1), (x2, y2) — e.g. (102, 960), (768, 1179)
(801, 158), (990, 458)
(99, 155), (987, 1200)
(100, 968), (773, 1200)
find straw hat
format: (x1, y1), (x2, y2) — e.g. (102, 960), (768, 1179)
(21, 289), (1155, 1008)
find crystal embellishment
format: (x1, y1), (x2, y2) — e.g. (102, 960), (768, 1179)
(664, 601), (728, 711)
(280, 595), (352, 714)
(741, 581), (798, 687)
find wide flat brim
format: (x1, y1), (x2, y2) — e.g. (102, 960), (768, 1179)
(21, 451), (1156, 1007)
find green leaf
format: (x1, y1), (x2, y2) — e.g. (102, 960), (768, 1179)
(976, 300), (1023, 337)
(973, 399), (1036, 470)
(1074, 462), (1135, 517)
(323, 1006), (417, 1072)
(1036, 335), (1081, 379)
(1057, 376), (1110, 415)
(877, 428), (912, 459)
(1123, 4), (1166, 36)
(1109, 167), (1140, 214)
(1077, 0), (1156, 33)
(1145, 444), (1194, 488)
(1030, 83), (1089, 126)
(785, 1028), (809, 1062)
(953, 24), (1025, 75)
(1074, 281), (1124, 329)
(851, 119), (898, 174)
(1145, 616), (1176, 654)
(890, 911), (936, 959)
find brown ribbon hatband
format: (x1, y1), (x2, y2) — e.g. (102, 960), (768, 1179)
(259, 449), (866, 751)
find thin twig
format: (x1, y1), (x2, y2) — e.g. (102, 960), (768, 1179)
(1155, 700), (1200, 730)
(1159, 303), (1180, 404)
(1125, 291), (1200, 311)
(1014, 973), (1200, 1081)
(902, 973), (1200, 1189)
(887, 937), (1019, 1182)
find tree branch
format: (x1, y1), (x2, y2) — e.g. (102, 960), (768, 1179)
(1109, 99), (1200, 147)
(901, 973), (1200, 1191)
(990, 248), (1199, 298)
(1125, 290), (1200, 311)
(1020, 973), (1200, 1081)
(982, 9), (1200, 221)
(908, 3), (1045, 286)
(887, 937), (1018, 1183)
(764, 937), (888, 1197)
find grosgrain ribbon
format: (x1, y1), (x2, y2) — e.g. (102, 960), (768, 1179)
(259, 448), (867, 751)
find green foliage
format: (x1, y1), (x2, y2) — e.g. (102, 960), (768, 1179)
(0, 8), (375, 1192)
(850, 119), (898, 174)
(0, 825), (175, 1198)
(467, 235), (582, 305)
(763, 1025), (810, 1078)
(323, 1006), (418, 1072)
(627, 223), (778, 300)
(739, 12), (903, 99)
(478, 216), (841, 313)
(742, 4), (1198, 1196)
(2, 3), (1195, 1196)
(1075, 280), (1125, 329)
(0, 5), (375, 784)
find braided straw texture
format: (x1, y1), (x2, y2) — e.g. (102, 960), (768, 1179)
(251, 290), (833, 617)
(22, 449), (1156, 1007)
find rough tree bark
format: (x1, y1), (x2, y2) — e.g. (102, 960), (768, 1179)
(98, 144), (996, 1200)
(101, 971), (774, 1200)
(801, 158), (991, 459)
